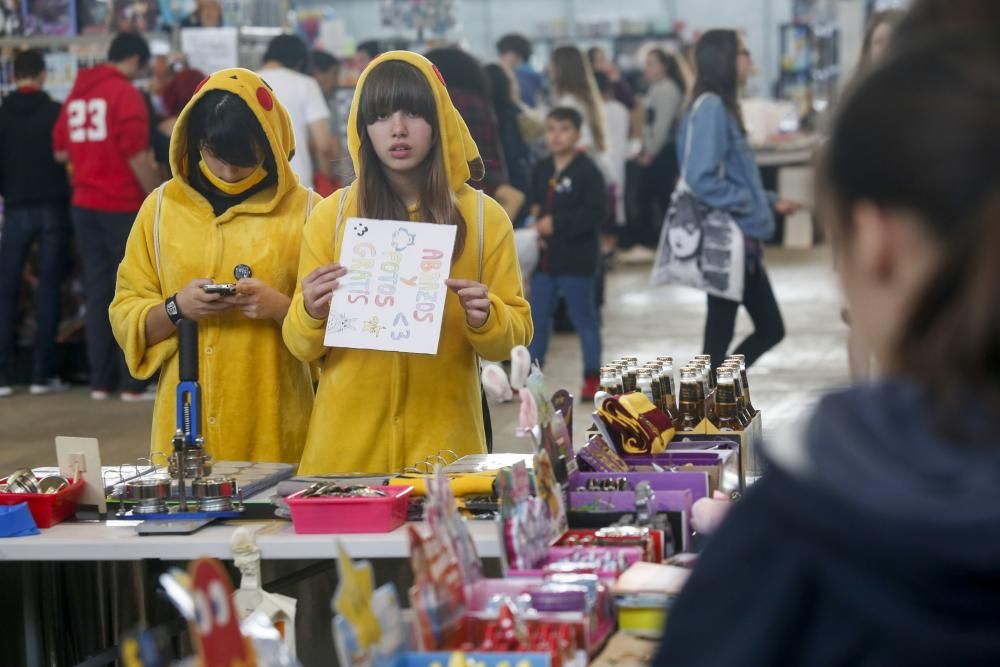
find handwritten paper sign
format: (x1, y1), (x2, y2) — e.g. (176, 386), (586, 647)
(325, 217), (456, 354)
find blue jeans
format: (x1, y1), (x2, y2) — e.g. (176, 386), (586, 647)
(72, 206), (147, 392)
(528, 272), (602, 375)
(0, 204), (68, 384)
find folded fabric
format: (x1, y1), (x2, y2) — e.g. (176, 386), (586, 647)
(389, 472), (497, 497)
(598, 393), (674, 455)
(0, 503), (41, 537)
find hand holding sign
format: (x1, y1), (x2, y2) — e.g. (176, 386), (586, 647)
(303, 263), (348, 321)
(445, 279), (491, 328)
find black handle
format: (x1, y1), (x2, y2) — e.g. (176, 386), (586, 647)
(178, 318), (199, 382)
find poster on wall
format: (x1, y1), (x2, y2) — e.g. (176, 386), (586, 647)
(180, 26), (239, 75)
(77, 0), (109, 34)
(21, 0), (76, 36)
(324, 218), (456, 355)
(110, 0), (157, 32)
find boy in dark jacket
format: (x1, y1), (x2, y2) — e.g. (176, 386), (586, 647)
(0, 49), (70, 397)
(527, 107), (606, 400)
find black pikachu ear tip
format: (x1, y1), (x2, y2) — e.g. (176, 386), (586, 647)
(468, 157), (485, 181)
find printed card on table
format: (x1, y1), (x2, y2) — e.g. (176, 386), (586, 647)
(325, 217), (456, 354)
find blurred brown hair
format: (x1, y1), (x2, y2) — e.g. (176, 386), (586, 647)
(550, 45), (607, 152)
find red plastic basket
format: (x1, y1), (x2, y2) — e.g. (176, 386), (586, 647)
(286, 485), (412, 534)
(0, 477), (85, 529)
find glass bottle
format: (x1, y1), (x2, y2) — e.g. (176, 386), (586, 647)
(657, 358), (679, 422)
(711, 368), (741, 431)
(599, 367), (619, 396)
(636, 369), (656, 404)
(643, 363), (664, 411)
(609, 363), (626, 395)
(722, 361), (753, 428)
(729, 354), (757, 416)
(694, 355), (714, 389)
(624, 357), (640, 393)
(677, 368), (704, 431)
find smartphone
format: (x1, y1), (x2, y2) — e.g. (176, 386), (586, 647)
(202, 283), (237, 296)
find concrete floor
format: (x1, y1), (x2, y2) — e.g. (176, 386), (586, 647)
(0, 246), (849, 472)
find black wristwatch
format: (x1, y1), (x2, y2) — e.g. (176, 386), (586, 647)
(165, 294), (184, 325)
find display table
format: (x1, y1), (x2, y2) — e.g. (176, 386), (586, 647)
(0, 517), (503, 562)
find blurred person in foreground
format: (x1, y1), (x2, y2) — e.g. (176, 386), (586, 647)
(654, 14), (1000, 666)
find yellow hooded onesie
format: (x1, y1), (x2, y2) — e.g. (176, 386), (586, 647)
(110, 68), (318, 464)
(283, 51), (533, 474)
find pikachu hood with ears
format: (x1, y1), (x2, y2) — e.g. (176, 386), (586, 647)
(169, 67), (299, 208)
(283, 51), (534, 475)
(111, 68), (319, 466)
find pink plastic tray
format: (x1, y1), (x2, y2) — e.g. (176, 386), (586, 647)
(286, 485), (413, 534)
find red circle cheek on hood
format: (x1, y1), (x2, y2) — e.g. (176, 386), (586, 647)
(194, 77), (209, 95)
(256, 87), (274, 111)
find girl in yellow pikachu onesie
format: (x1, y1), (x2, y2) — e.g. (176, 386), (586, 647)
(283, 51), (534, 474)
(110, 69), (318, 464)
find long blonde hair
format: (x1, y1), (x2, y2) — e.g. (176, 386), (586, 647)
(551, 45), (607, 152)
(356, 60), (466, 259)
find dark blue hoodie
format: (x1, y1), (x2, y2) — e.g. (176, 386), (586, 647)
(655, 381), (1000, 666)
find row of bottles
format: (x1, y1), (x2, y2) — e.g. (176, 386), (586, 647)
(599, 355), (757, 432)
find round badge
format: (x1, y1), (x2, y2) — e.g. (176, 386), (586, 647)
(233, 264), (253, 280)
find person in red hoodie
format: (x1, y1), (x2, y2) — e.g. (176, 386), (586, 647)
(53, 32), (161, 401)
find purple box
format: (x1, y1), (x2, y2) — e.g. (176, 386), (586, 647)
(569, 471), (709, 502)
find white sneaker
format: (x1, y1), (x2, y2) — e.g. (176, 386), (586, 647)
(29, 378), (72, 395)
(120, 389), (157, 402)
(0, 386), (12, 398)
(90, 389), (110, 400)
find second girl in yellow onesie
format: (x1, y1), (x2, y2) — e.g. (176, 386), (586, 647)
(283, 51), (533, 474)
(111, 69), (317, 464)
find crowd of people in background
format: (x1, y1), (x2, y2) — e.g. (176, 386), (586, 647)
(0, 24), (802, 402)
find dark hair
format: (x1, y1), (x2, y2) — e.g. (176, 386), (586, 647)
(550, 45), (606, 151)
(648, 48), (687, 95)
(356, 60), (466, 259)
(496, 34), (532, 62)
(263, 34), (309, 73)
(13, 49), (45, 80)
(691, 30), (743, 132)
(424, 47), (490, 98)
(587, 46), (604, 68)
(357, 40), (382, 60)
(592, 70), (612, 95)
(108, 32), (150, 67)
(186, 90), (271, 171)
(823, 30), (1000, 424)
(859, 10), (906, 68)
(484, 63), (517, 114)
(547, 106), (583, 131)
(311, 50), (340, 74)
